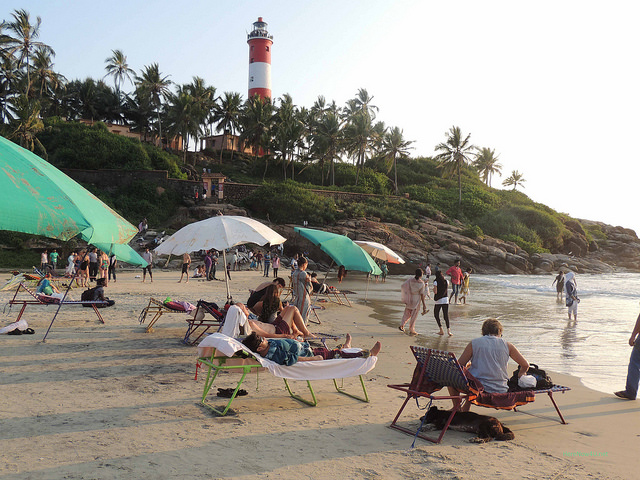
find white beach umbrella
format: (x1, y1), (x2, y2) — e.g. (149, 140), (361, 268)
(155, 215), (286, 299)
(354, 240), (405, 264)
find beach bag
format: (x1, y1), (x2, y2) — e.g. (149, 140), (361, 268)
(507, 363), (554, 390)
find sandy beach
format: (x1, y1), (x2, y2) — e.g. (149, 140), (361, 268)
(1, 269), (638, 479)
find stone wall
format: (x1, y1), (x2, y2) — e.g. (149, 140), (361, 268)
(63, 168), (395, 204)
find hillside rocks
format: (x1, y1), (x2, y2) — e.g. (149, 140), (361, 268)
(170, 204), (640, 275)
(273, 217), (640, 275)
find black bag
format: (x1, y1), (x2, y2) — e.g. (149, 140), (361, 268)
(507, 363), (554, 391)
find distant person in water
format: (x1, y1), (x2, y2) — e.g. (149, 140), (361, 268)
(615, 312), (640, 400)
(552, 271), (565, 300)
(565, 271), (579, 320)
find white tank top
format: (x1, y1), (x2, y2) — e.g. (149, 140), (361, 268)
(467, 335), (510, 393)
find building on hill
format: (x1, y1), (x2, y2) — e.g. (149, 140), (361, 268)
(78, 119), (183, 151)
(200, 134), (254, 156)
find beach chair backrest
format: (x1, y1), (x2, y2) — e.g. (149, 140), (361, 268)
(410, 346), (470, 393)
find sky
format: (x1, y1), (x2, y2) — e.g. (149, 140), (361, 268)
(6, 0), (640, 235)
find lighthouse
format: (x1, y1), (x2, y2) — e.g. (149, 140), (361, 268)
(247, 17), (273, 100)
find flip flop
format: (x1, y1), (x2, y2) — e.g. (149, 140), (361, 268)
(23, 328), (35, 334)
(7, 329), (22, 335)
(398, 326), (405, 332)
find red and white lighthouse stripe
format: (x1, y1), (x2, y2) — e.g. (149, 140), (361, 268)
(247, 17), (273, 100)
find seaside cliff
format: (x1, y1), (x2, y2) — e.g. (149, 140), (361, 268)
(177, 204), (640, 275)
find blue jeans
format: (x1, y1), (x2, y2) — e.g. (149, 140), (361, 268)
(625, 338), (640, 399)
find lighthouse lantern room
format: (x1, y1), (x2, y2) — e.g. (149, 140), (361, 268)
(247, 17), (273, 100)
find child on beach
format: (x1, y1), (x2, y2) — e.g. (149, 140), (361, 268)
(460, 268), (472, 304)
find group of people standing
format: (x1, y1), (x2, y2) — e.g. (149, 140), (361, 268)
(62, 247), (116, 287)
(399, 259), (472, 336)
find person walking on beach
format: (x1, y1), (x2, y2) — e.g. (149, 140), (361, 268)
(179, 252), (191, 283)
(615, 312), (640, 400)
(565, 271), (578, 320)
(108, 253), (117, 283)
(552, 270), (565, 300)
(263, 252), (271, 277)
(142, 247), (153, 283)
(433, 270), (452, 336)
(40, 250), (48, 273)
(399, 269), (428, 336)
(446, 259), (463, 305)
(272, 254), (280, 278)
(49, 249), (59, 272)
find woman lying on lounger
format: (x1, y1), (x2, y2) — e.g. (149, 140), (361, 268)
(227, 301), (314, 339)
(242, 332), (381, 366)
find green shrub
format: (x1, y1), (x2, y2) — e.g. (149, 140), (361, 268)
(242, 180), (337, 225)
(462, 224), (484, 239)
(502, 234), (549, 254)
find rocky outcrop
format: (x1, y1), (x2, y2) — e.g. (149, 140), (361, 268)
(274, 217), (640, 275)
(167, 205), (640, 275)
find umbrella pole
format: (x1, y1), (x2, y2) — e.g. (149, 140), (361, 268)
(322, 260), (334, 284)
(222, 249), (231, 300)
(164, 254), (171, 268)
(364, 275), (370, 302)
(42, 270), (78, 343)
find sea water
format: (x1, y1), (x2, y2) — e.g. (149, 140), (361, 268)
(337, 273), (640, 394)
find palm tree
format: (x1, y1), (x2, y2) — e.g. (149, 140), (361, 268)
(30, 46), (64, 102)
(8, 93), (45, 155)
(135, 63), (171, 146)
(184, 76), (216, 157)
(104, 49), (134, 103)
(343, 110), (373, 185)
(503, 170), (526, 190)
(165, 87), (199, 163)
(2, 9), (55, 96)
(311, 111), (343, 186)
(433, 126), (475, 206)
(239, 95), (274, 178)
(353, 87), (378, 121)
(473, 147), (502, 187)
(272, 94), (304, 179)
(211, 91), (242, 162)
(381, 126), (414, 195)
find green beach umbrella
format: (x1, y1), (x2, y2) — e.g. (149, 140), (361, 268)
(294, 227), (382, 275)
(0, 135), (138, 245)
(93, 242), (148, 267)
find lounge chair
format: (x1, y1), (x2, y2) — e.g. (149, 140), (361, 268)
(182, 300), (225, 345)
(387, 346), (571, 444)
(7, 282), (109, 324)
(313, 287), (356, 307)
(138, 297), (194, 333)
(196, 333), (377, 416)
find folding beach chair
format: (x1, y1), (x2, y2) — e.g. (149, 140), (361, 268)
(196, 333), (377, 416)
(138, 297), (191, 333)
(182, 300), (225, 345)
(313, 287), (356, 307)
(388, 347), (571, 444)
(7, 282), (109, 324)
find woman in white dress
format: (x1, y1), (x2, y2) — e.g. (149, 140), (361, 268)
(292, 256), (312, 322)
(399, 268), (428, 335)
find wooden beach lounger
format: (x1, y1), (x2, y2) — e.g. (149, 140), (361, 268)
(196, 333), (377, 416)
(388, 346), (571, 444)
(138, 297), (193, 333)
(7, 282), (109, 324)
(313, 288), (356, 307)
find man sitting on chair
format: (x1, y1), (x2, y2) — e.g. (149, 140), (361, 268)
(448, 319), (529, 411)
(242, 332), (381, 366)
